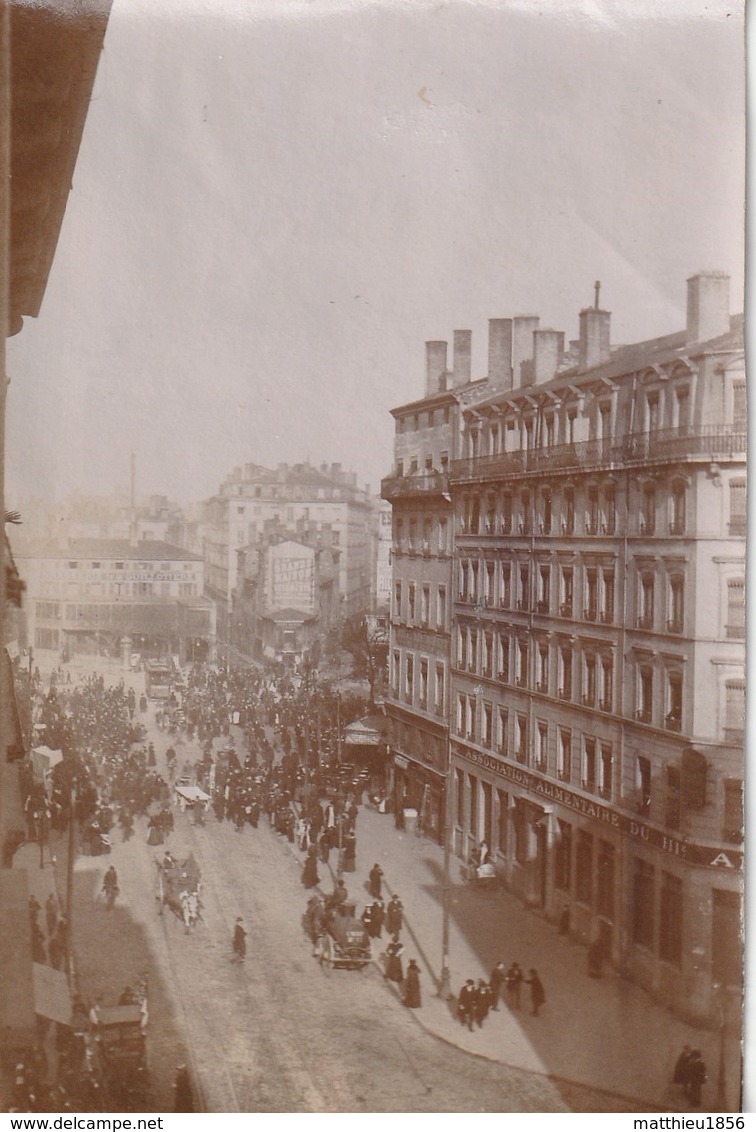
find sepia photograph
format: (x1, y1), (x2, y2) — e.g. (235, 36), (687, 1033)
(0, 0), (746, 1117)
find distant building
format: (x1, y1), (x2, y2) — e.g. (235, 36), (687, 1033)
(383, 272), (744, 1022)
(372, 499), (393, 614)
(13, 537), (215, 665)
(231, 532), (338, 666)
(203, 461), (374, 636)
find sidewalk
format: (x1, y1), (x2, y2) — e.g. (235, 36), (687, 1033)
(312, 805), (740, 1113)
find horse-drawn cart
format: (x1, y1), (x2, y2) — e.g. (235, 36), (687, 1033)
(155, 853), (202, 930)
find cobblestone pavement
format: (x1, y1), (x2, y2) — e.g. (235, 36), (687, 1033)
(26, 658), (741, 1112)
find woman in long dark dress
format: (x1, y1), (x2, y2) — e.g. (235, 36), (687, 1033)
(403, 959), (421, 1008)
(384, 935), (404, 982)
(302, 845), (320, 889)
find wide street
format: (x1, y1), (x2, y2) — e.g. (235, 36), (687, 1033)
(25, 661), (733, 1109)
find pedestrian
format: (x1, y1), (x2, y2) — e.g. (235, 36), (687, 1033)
(673, 1045), (693, 1095)
(174, 1064), (194, 1112)
(489, 961), (506, 1010)
(45, 893), (58, 939)
(372, 899), (385, 939)
(456, 979), (477, 1031)
(302, 845), (320, 889)
(147, 814), (164, 846)
(384, 934), (404, 982)
(475, 979), (494, 1027)
(525, 968), (545, 1016)
(685, 1050), (707, 1107)
(386, 894), (404, 935)
(368, 862), (383, 899)
(342, 830), (357, 872)
(361, 903), (376, 937)
(403, 959), (421, 1008)
(505, 961), (523, 1009)
(232, 917), (247, 963)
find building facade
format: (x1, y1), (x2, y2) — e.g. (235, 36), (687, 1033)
(231, 533), (338, 666)
(383, 272), (744, 1022)
(203, 461), (374, 639)
(14, 538), (215, 665)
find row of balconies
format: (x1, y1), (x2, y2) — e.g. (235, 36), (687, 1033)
(450, 424), (746, 483)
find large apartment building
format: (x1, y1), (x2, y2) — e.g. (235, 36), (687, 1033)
(383, 272), (744, 1022)
(203, 461), (373, 637)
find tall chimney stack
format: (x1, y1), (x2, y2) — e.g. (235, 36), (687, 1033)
(512, 315), (540, 386)
(533, 329), (565, 384)
(453, 329), (472, 387)
(487, 318), (513, 389)
(425, 340), (448, 396)
(578, 284), (611, 370)
(686, 271), (730, 344)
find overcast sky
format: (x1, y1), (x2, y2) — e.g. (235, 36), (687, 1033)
(7, 0), (745, 507)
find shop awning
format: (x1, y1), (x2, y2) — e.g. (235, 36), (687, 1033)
(33, 963), (73, 1025)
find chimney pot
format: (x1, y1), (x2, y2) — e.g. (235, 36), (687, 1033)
(512, 315), (540, 386)
(578, 306), (611, 370)
(686, 271), (730, 344)
(487, 319), (513, 390)
(453, 330), (472, 387)
(533, 329), (565, 384)
(425, 340), (448, 396)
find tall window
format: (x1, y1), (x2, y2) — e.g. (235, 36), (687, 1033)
(482, 632), (493, 678)
(641, 482), (656, 535)
(659, 872), (682, 966)
(585, 568), (598, 620)
(535, 721), (548, 771)
(632, 859), (655, 948)
(724, 680), (746, 742)
(405, 655), (414, 702)
(601, 483), (616, 534)
(540, 489), (552, 534)
(421, 585), (430, 625)
(563, 487), (575, 534)
(639, 572), (654, 628)
(419, 659), (428, 709)
(637, 756), (652, 814)
(586, 485), (599, 535)
(518, 564), (530, 610)
(560, 567), (574, 617)
(515, 714), (528, 763)
(537, 643), (549, 692)
(558, 729), (572, 781)
(516, 639), (529, 687)
(670, 481), (686, 534)
(582, 737), (597, 790)
(519, 490), (531, 534)
(408, 582), (416, 621)
(537, 564), (550, 613)
(667, 574), (685, 633)
(394, 581), (402, 620)
(665, 764), (681, 830)
(726, 579), (745, 639)
(600, 655), (613, 711)
(497, 708), (508, 754)
(729, 479), (746, 536)
(559, 645), (573, 699)
(666, 671), (683, 731)
(434, 663), (445, 716)
(501, 493), (512, 534)
(392, 650), (400, 696)
(482, 702), (493, 747)
(638, 665), (653, 723)
(599, 743), (613, 799)
(499, 562), (511, 608)
(485, 561), (495, 606)
(498, 634), (510, 683)
(437, 584), (447, 629)
(583, 654), (596, 706)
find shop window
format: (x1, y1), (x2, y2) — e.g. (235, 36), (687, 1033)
(659, 872), (683, 967)
(632, 859), (655, 948)
(597, 841), (615, 918)
(555, 820), (572, 891)
(575, 831), (593, 904)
